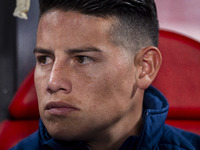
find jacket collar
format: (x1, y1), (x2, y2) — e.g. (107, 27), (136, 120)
(137, 86), (169, 149)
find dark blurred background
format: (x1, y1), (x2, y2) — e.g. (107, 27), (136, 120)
(0, 0), (39, 121)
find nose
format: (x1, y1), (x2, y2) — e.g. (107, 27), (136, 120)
(47, 62), (72, 94)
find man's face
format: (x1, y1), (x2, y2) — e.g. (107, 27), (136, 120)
(35, 10), (140, 141)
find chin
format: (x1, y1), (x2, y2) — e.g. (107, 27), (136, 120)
(48, 128), (74, 140)
(42, 116), (93, 141)
(46, 124), (84, 141)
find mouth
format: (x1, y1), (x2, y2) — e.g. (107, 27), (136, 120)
(45, 101), (79, 116)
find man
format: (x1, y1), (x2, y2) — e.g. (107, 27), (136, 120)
(11, 0), (200, 150)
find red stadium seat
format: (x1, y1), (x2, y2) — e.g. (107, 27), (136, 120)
(0, 30), (200, 150)
(0, 69), (39, 150)
(153, 30), (200, 134)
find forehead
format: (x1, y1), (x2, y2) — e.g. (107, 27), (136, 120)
(37, 10), (117, 49)
(38, 10), (114, 36)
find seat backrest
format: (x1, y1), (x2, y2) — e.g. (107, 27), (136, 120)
(152, 30), (200, 120)
(0, 70), (39, 150)
(9, 69), (40, 120)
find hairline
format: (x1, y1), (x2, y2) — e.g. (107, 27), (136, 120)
(39, 9), (138, 54)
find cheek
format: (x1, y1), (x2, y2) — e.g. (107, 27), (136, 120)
(79, 66), (135, 112)
(34, 70), (49, 111)
(78, 73), (135, 128)
(98, 68), (134, 99)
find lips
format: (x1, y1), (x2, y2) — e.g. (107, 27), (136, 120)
(45, 101), (79, 116)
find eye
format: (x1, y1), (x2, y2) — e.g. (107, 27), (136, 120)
(37, 56), (53, 65)
(74, 56), (93, 65)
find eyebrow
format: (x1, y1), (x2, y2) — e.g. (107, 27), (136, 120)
(67, 47), (102, 54)
(33, 46), (102, 55)
(33, 48), (54, 55)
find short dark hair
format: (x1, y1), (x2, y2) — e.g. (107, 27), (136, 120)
(39, 0), (159, 52)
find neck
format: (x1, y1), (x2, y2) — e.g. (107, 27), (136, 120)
(87, 117), (143, 150)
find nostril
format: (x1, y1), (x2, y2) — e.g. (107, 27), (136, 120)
(46, 86), (54, 94)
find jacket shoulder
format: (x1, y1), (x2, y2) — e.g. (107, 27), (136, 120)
(10, 130), (41, 150)
(158, 124), (200, 150)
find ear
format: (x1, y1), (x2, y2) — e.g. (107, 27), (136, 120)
(134, 46), (162, 90)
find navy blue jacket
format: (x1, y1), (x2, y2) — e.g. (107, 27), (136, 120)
(11, 86), (200, 150)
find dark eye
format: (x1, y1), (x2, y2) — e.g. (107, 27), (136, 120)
(37, 56), (53, 65)
(75, 56), (93, 64)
